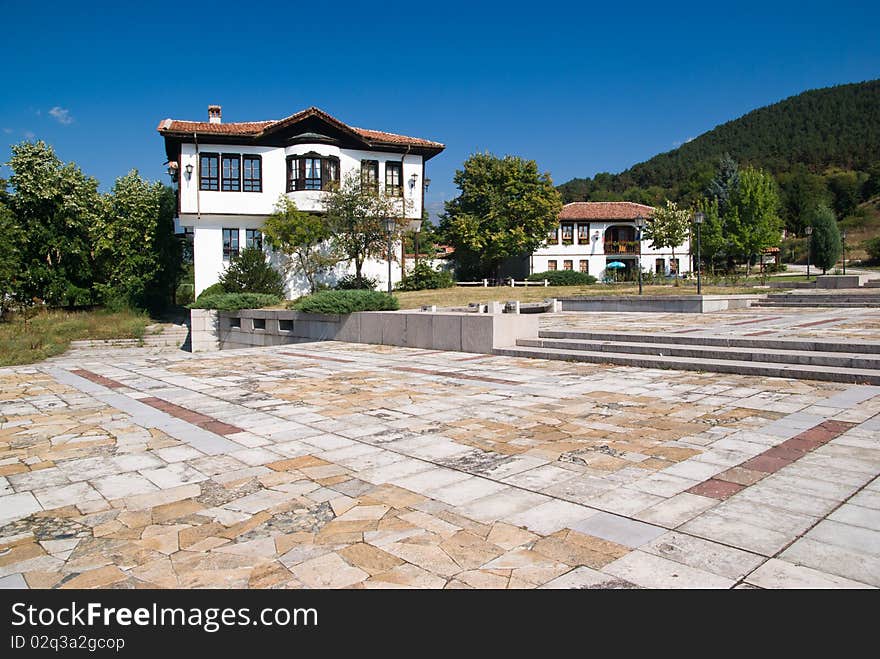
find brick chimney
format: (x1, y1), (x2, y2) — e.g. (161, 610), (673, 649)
(208, 105), (222, 124)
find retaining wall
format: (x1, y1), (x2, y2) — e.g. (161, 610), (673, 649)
(558, 294), (763, 313)
(190, 308), (538, 354)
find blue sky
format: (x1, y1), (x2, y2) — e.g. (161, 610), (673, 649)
(2, 0), (878, 219)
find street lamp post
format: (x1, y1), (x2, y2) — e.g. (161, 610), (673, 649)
(384, 218), (396, 295)
(635, 216), (644, 295)
(842, 230), (847, 275)
(694, 212), (705, 296)
(805, 226), (813, 280)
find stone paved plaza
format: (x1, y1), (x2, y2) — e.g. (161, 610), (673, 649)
(1, 307), (879, 589)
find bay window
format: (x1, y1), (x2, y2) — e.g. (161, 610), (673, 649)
(287, 154), (340, 192)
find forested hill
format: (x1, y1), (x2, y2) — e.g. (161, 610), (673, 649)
(558, 79), (880, 202)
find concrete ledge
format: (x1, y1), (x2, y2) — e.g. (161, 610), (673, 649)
(559, 294), (764, 313)
(815, 275), (867, 289)
(193, 309), (538, 354)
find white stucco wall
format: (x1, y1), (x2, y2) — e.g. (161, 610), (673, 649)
(189, 221), (403, 298)
(177, 142), (423, 218)
(531, 220), (692, 278)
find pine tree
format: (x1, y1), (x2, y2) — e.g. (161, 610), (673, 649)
(808, 204), (841, 274)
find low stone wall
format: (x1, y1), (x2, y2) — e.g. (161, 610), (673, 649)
(190, 308), (538, 354)
(559, 294), (763, 313)
(815, 275), (867, 289)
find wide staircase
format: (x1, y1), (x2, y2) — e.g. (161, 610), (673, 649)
(755, 292), (880, 308)
(494, 330), (880, 384)
(68, 322), (190, 350)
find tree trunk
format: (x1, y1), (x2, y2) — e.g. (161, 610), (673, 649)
(355, 255), (364, 280)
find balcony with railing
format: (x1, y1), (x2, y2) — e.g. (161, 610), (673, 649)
(604, 240), (641, 254)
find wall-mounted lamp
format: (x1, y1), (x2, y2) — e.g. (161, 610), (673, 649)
(409, 173), (419, 190)
(423, 177), (431, 190)
(185, 163), (194, 180)
(592, 231), (600, 241)
(166, 162), (179, 182)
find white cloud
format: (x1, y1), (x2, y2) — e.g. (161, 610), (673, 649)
(673, 136), (696, 147)
(48, 106), (73, 125)
(2, 128), (12, 134)
(23, 131), (35, 139)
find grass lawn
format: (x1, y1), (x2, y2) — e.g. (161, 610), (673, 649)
(394, 283), (759, 309)
(0, 309), (153, 367)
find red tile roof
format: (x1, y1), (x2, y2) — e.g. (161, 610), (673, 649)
(559, 202), (654, 220)
(157, 106), (444, 149)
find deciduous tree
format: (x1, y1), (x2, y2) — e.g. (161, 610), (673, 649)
(95, 171), (181, 310)
(6, 141), (100, 306)
(440, 153), (562, 279)
(322, 172), (403, 280)
(642, 200), (691, 272)
(263, 197), (339, 294)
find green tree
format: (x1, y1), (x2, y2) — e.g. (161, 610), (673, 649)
(219, 246), (285, 296)
(778, 165), (829, 235)
(808, 204), (842, 274)
(440, 152), (562, 279)
(0, 202), (23, 315)
(263, 196), (339, 294)
(322, 172), (402, 280)
(706, 154), (740, 217)
(95, 171), (182, 310)
(6, 141), (100, 306)
(642, 200), (691, 273)
(692, 196), (725, 274)
(729, 166), (782, 273)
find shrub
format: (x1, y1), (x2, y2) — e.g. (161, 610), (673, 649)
(188, 293), (281, 311)
(397, 262), (455, 291)
(335, 274), (378, 290)
(864, 236), (880, 263)
(527, 270), (597, 286)
(196, 282), (226, 299)
(762, 263), (787, 274)
(176, 281), (195, 306)
(219, 247), (285, 296)
(290, 289), (399, 314)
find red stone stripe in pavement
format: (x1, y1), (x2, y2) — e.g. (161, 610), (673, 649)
(282, 351), (355, 363)
(687, 418), (857, 499)
(71, 369), (125, 389)
(138, 397), (244, 436)
(729, 316), (781, 326)
(793, 317), (844, 328)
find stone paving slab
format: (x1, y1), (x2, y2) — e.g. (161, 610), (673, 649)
(0, 325), (878, 589)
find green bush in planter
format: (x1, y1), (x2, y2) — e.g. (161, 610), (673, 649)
(219, 247), (285, 296)
(527, 270), (597, 286)
(335, 274), (378, 290)
(196, 282), (227, 300)
(188, 293), (281, 311)
(290, 289), (399, 314)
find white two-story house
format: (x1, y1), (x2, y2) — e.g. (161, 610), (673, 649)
(158, 105), (444, 297)
(531, 202), (691, 280)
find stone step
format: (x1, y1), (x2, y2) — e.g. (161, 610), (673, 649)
(494, 345), (880, 385)
(518, 337), (880, 369)
(755, 301), (880, 308)
(537, 330), (880, 354)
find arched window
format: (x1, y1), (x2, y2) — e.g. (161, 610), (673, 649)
(286, 153), (341, 192)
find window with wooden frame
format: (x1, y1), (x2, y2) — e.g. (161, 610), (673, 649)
(385, 161), (403, 196)
(563, 260), (573, 271)
(199, 153), (219, 191)
(561, 223), (574, 245)
(242, 155), (262, 192)
(221, 154), (241, 191)
(577, 223), (591, 244)
(547, 225), (559, 244)
(245, 229), (262, 250)
(361, 160), (379, 194)
(579, 259), (589, 273)
(286, 155), (340, 192)
(547, 260), (557, 271)
(222, 228), (239, 262)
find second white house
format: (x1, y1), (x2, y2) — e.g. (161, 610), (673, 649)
(530, 202), (692, 280)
